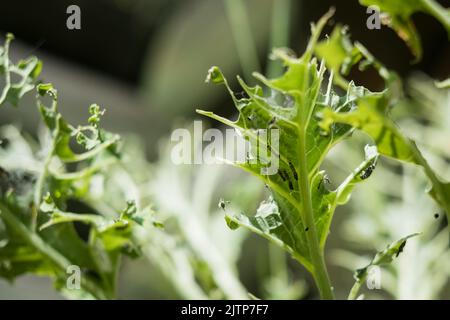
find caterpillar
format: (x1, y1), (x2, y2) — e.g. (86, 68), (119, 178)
(278, 169), (288, 181)
(268, 117), (277, 126)
(288, 161), (298, 181)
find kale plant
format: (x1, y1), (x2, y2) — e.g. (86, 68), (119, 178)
(0, 34), (151, 299)
(198, 6), (450, 299)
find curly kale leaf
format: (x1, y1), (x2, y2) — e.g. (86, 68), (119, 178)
(0, 35), (148, 299)
(198, 11), (380, 281)
(316, 26), (450, 227)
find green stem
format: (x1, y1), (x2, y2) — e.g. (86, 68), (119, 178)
(348, 278), (365, 300)
(32, 131), (57, 232)
(0, 34), (13, 105)
(0, 203), (108, 299)
(298, 129), (334, 300)
(88, 230), (116, 298)
(224, 0), (261, 81)
(34, 95), (61, 210)
(420, 0), (450, 32)
(34, 140), (54, 205)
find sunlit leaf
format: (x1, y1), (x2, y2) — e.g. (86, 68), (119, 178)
(199, 11), (380, 297)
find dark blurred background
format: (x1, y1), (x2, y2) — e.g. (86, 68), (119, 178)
(0, 0), (448, 157)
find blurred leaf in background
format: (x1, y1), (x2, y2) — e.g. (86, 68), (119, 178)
(330, 75), (450, 299)
(139, 0), (273, 123)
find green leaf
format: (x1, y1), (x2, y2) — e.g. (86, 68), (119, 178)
(319, 92), (450, 224)
(348, 233), (419, 299)
(224, 197), (311, 268)
(0, 198), (106, 297)
(37, 83), (55, 96)
(315, 25), (356, 88)
(335, 145), (379, 205)
(314, 23), (450, 226)
(320, 94), (415, 162)
(36, 86), (120, 164)
(359, 0), (450, 62)
(0, 214), (54, 280)
(315, 26), (401, 94)
(198, 11), (380, 296)
(39, 195), (144, 257)
(0, 35), (147, 299)
(205, 66), (226, 85)
(359, 0), (424, 61)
